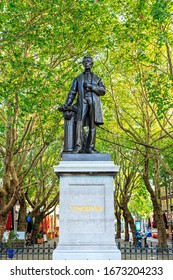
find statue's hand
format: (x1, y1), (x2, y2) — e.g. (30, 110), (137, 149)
(58, 104), (68, 112)
(63, 104), (68, 109)
(84, 83), (92, 91)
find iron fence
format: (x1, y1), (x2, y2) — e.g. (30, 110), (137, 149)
(0, 242), (57, 260)
(117, 242), (173, 260)
(0, 241), (173, 260)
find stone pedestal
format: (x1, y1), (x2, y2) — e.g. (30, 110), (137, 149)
(53, 154), (121, 260)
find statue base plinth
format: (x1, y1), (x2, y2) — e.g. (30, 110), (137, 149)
(53, 245), (121, 260)
(53, 154), (121, 260)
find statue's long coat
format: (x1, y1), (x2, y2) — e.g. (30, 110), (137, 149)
(65, 72), (106, 125)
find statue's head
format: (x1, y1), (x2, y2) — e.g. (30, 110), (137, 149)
(82, 56), (93, 70)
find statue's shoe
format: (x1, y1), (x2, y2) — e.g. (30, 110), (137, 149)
(72, 147), (82, 153)
(87, 148), (98, 154)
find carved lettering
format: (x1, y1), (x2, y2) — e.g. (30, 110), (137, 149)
(70, 205), (104, 212)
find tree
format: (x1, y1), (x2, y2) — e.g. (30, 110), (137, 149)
(93, 1), (173, 247)
(1, 0), (173, 248)
(114, 148), (143, 245)
(101, 49), (170, 247)
(0, 0), (120, 240)
(24, 147), (60, 240)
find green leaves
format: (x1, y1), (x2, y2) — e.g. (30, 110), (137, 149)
(151, 0), (171, 23)
(0, 0), (173, 227)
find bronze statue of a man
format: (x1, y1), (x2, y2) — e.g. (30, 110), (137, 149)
(62, 56), (105, 154)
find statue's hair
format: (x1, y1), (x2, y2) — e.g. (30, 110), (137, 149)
(82, 56), (93, 63)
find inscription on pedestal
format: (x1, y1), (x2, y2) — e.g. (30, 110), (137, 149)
(70, 205), (104, 212)
(60, 184), (105, 234)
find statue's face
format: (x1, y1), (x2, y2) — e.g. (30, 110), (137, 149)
(82, 57), (93, 71)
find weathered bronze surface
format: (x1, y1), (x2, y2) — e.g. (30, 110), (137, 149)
(59, 56), (105, 154)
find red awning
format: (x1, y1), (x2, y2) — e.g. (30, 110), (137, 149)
(6, 211), (13, 230)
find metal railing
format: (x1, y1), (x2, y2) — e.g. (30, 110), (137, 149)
(117, 242), (173, 260)
(0, 242), (57, 260)
(1, 241), (173, 260)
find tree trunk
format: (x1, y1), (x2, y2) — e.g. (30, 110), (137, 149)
(124, 218), (129, 241)
(151, 202), (167, 247)
(146, 196), (167, 247)
(143, 156), (167, 247)
(0, 184), (18, 240)
(32, 214), (43, 243)
(115, 210), (121, 239)
(155, 211), (167, 247)
(0, 214), (8, 241)
(0, 156), (20, 240)
(123, 207), (137, 245)
(17, 194), (27, 232)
